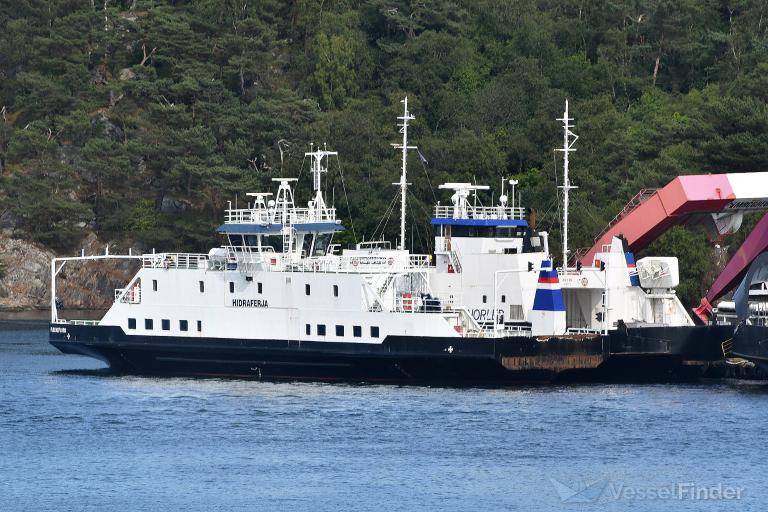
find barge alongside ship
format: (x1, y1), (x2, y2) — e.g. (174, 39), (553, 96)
(49, 99), (731, 384)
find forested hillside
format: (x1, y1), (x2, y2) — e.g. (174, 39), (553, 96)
(1, 0), (767, 307)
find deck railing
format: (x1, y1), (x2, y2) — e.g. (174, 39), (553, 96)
(141, 253), (209, 270)
(224, 206), (338, 225)
(433, 205), (525, 221)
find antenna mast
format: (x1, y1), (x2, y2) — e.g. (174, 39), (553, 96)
(305, 143), (337, 213)
(556, 99), (578, 269)
(392, 97), (416, 250)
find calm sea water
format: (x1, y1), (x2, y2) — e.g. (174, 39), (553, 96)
(1, 321), (767, 511)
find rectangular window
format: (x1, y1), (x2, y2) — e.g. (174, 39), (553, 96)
(482, 295), (487, 304)
(162, 319), (170, 331)
(371, 326), (380, 338)
(197, 320), (202, 332)
(145, 319), (153, 330)
(258, 282), (263, 294)
(128, 318), (136, 330)
(353, 326), (362, 338)
(333, 284), (339, 297)
(317, 324), (326, 336)
(245, 276), (253, 282)
(501, 295), (506, 303)
(305, 324), (311, 335)
(305, 284), (311, 295)
(199, 281), (204, 293)
(152, 279), (158, 292)
(180, 320), (188, 332)
(336, 325), (344, 336)
(229, 281), (235, 294)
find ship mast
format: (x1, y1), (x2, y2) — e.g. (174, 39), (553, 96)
(392, 97), (416, 250)
(556, 99), (578, 269)
(305, 143), (337, 217)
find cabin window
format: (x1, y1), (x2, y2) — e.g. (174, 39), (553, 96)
(258, 282), (263, 294)
(305, 324), (311, 335)
(128, 318), (136, 330)
(317, 324), (326, 336)
(197, 320), (202, 332)
(371, 326), (380, 338)
(501, 295), (506, 303)
(229, 281), (235, 293)
(180, 320), (188, 332)
(353, 326), (362, 338)
(162, 319), (170, 331)
(333, 284), (339, 297)
(336, 325), (344, 336)
(145, 319), (153, 330)
(199, 281), (204, 293)
(152, 279), (158, 292)
(245, 276), (253, 282)
(482, 295), (487, 304)
(305, 284), (311, 295)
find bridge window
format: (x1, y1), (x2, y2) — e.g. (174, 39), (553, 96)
(317, 324), (326, 336)
(305, 284), (311, 295)
(333, 284), (339, 297)
(197, 320), (202, 332)
(336, 325), (344, 336)
(145, 319), (153, 330)
(258, 282), (263, 294)
(162, 319), (170, 331)
(305, 324), (311, 335)
(128, 318), (136, 330)
(353, 326), (362, 338)
(180, 320), (188, 332)
(152, 279), (158, 292)
(199, 281), (204, 293)
(371, 326), (379, 338)
(229, 281), (235, 293)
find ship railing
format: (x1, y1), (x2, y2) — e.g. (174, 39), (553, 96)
(268, 254), (434, 274)
(433, 205), (525, 221)
(114, 285), (141, 304)
(224, 207), (338, 225)
(392, 292), (463, 314)
(409, 254), (431, 268)
(63, 319), (100, 326)
(141, 253), (209, 270)
(566, 327), (601, 335)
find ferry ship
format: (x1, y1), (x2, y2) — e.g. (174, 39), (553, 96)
(49, 99), (730, 384)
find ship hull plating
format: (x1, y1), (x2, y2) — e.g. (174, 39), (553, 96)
(732, 324), (768, 372)
(50, 324), (731, 384)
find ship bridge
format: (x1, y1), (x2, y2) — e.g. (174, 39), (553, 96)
(432, 183), (528, 235)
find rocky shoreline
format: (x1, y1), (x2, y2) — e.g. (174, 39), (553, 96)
(0, 234), (139, 312)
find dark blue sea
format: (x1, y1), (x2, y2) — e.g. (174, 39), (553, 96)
(1, 321), (766, 511)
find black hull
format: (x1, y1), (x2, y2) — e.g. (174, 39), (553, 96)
(49, 324), (732, 385)
(732, 323), (768, 373)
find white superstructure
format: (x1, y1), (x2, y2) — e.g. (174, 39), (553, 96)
(51, 100), (695, 344)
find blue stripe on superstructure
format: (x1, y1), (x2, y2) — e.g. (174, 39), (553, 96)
(293, 222), (345, 233)
(625, 251), (640, 286)
(217, 223), (282, 234)
(538, 269), (559, 279)
(532, 290), (566, 311)
(430, 218), (528, 227)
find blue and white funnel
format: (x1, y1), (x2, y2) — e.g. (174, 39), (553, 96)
(530, 260), (567, 336)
